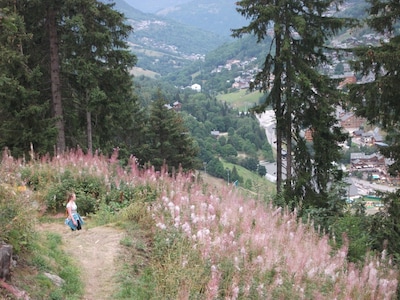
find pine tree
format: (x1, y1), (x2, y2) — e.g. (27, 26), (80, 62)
(17, 0), (66, 152)
(1, 0), (139, 156)
(233, 0), (352, 211)
(60, 0), (138, 154)
(142, 91), (200, 172)
(0, 4), (56, 156)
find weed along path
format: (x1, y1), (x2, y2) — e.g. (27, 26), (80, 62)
(38, 221), (124, 300)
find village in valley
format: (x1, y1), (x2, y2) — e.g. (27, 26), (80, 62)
(154, 18), (395, 211)
(206, 42), (397, 209)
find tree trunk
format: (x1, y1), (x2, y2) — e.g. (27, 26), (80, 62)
(276, 107), (283, 194)
(285, 99), (292, 194)
(275, 35), (283, 194)
(87, 110), (92, 154)
(48, 6), (65, 153)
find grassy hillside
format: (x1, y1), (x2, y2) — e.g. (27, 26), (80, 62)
(0, 149), (398, 299)
(130, 66), (160, 78)
(217, 90), (265, 111)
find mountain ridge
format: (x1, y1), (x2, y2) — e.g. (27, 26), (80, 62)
(108, 0), (230, 75)
(123, 0), (192, 13)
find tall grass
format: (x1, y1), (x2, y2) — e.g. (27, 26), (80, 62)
(0, 148), (398, 299)
(148, 172), (399, 299)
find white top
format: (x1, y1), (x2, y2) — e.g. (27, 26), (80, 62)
(67, 201), (77, 215)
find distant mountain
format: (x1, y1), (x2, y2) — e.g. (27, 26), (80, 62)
(122, 0), (192, 13)
(116, 0), (246, 37)
(108, 0), (230, 75)
(108, 0), (371, 78)
(155, 0), (247, 37)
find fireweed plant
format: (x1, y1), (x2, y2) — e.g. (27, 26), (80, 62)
(1, 148), (398, 299)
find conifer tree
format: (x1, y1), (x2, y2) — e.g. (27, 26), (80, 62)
(17, 0), (66, 152)
(1, 0), (140, 157)
(60, 0), (138, 154)
(0, 5), (55, 156)
(142, 91), (200, 172)
(233, 0), (352, 212)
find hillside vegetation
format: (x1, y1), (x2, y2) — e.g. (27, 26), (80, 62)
(111, 0), (230, 75)
(0, 149), (398, 299)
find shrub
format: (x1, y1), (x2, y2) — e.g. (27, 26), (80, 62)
(20, 165), (57, 191)
(44, 171), (106, 214)
(0, 184), (35, 253)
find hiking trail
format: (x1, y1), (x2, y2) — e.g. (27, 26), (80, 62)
(37, 221), (124, 300)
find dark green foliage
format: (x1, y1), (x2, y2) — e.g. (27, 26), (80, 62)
(206, 158), (226, 179)
(349, 36), (400, 130)
(0, 0), (140, 157)
(141, 91), (200, 172)
(240, 157), (259, 172)
(368, 191), (400, 262)
(258, 165), (266, 177)
(230, 166), (243, 185)
(220, 144), (238, 158)
(331, 211), (371, 263)
(233, 0), (353, 214)
(59, 0), (139, 154)
(0, 6), (56, 157)
(44, 171), (106, 214)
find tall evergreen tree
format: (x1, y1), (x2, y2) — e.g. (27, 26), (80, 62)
(0, 4), (56, 156)
(48, 3), (65, 153)
(1, 0), (140, 157)
(60, 0), (138, 154)
(233, 0), (352, 212)
(142, 91), (200, 172)
(17, 0), (66, 152)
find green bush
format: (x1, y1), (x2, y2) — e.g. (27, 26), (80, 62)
(0, 184), (35, 253)
(105, 182), (159, 206)
(331, 212), (371, 263)
(44, 171), (106, 215)
(20, 166), (57, 191)
(93, 183), (159, 226)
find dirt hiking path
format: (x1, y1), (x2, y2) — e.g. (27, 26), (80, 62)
(38, 221), (124, 300)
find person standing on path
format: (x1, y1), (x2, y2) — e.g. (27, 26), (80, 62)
(65, 192), (84, 231)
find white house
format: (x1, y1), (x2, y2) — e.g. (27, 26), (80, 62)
(190, 83), (201, 92)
